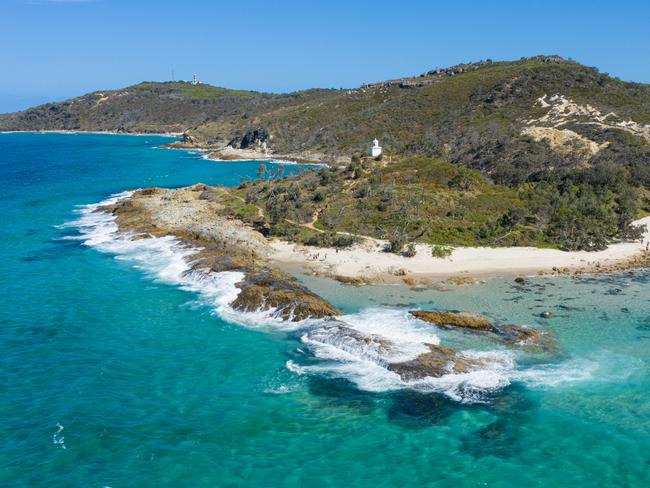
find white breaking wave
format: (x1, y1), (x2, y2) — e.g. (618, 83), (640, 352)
(63, 192), (604, 403)
(62, 192), (314, 331)
(514, 351), (643, 389)
(297, 314), (517, 403)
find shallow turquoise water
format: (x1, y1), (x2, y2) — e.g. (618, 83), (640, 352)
(1, 133), (649, 487)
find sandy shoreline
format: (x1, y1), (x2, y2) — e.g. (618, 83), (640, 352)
(269, 216), (650, 283)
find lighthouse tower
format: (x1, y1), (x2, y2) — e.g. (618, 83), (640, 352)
(192, 74), (199, 85)
(370, 138), (382, 158)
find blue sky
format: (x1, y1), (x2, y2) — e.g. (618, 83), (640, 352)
(1, 0), (649, 113)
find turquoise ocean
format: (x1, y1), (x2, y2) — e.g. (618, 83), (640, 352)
(1, 132), (649, 487)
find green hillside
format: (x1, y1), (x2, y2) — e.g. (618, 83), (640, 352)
(0, 81), (270, 133)
(185, 56), (650, 185)
(213, 154), (646, 252)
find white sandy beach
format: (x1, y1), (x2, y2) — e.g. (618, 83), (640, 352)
(269, 216), (650, 281)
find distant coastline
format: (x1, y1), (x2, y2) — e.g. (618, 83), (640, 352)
(0, 130), (184, 138)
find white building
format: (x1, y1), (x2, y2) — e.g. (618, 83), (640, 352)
(370, 138), (382, 157)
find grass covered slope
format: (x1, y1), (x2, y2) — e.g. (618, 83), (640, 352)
(213, 155), (647, 252)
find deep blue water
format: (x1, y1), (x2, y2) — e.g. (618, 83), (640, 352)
(1, 133), (650, 487)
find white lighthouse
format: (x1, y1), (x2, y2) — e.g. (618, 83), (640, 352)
(370, 138), (382, 158)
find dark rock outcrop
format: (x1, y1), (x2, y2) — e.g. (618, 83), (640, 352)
(228, 128), (269, 149)
(232, 271), (340, 321)
(388, 344), (485, 381)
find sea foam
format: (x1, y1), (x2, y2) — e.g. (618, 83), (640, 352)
(62, 192), (308, 330)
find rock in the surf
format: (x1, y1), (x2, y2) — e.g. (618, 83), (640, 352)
(232, 271), (340, 321)
(388, 344), (485, 381)
(409, 310), (496, 332)
(303, 321), (393, 357)
(494, 324), (551, 349)
(410, 310), (551, 350)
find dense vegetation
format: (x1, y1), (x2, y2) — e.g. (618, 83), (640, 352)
(214, 156), (647, 252)
(183, 56), (650, 185)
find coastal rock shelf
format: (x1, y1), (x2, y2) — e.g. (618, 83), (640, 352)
(102, 185), (340, 321)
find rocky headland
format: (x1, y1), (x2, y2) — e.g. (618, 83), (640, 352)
(102, 185), (339, 321)
(96, 184), (568, 381)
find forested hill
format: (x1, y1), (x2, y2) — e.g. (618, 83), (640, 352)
(0, 82), (273, 134)
(2, 55), (649, 186)
(185, 55), (650, 186)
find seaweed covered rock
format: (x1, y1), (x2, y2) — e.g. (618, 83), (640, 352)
(409, 310), (496, 332)
(410, 310), (551, 350)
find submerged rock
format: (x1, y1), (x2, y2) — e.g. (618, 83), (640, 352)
(388, 344), (485, 381)
(495, 324), (550, 349)
(446, 276), (479, 286)
(333, 275), (367, 286)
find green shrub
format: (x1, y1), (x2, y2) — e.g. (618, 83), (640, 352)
(431, 245), (454, 258)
